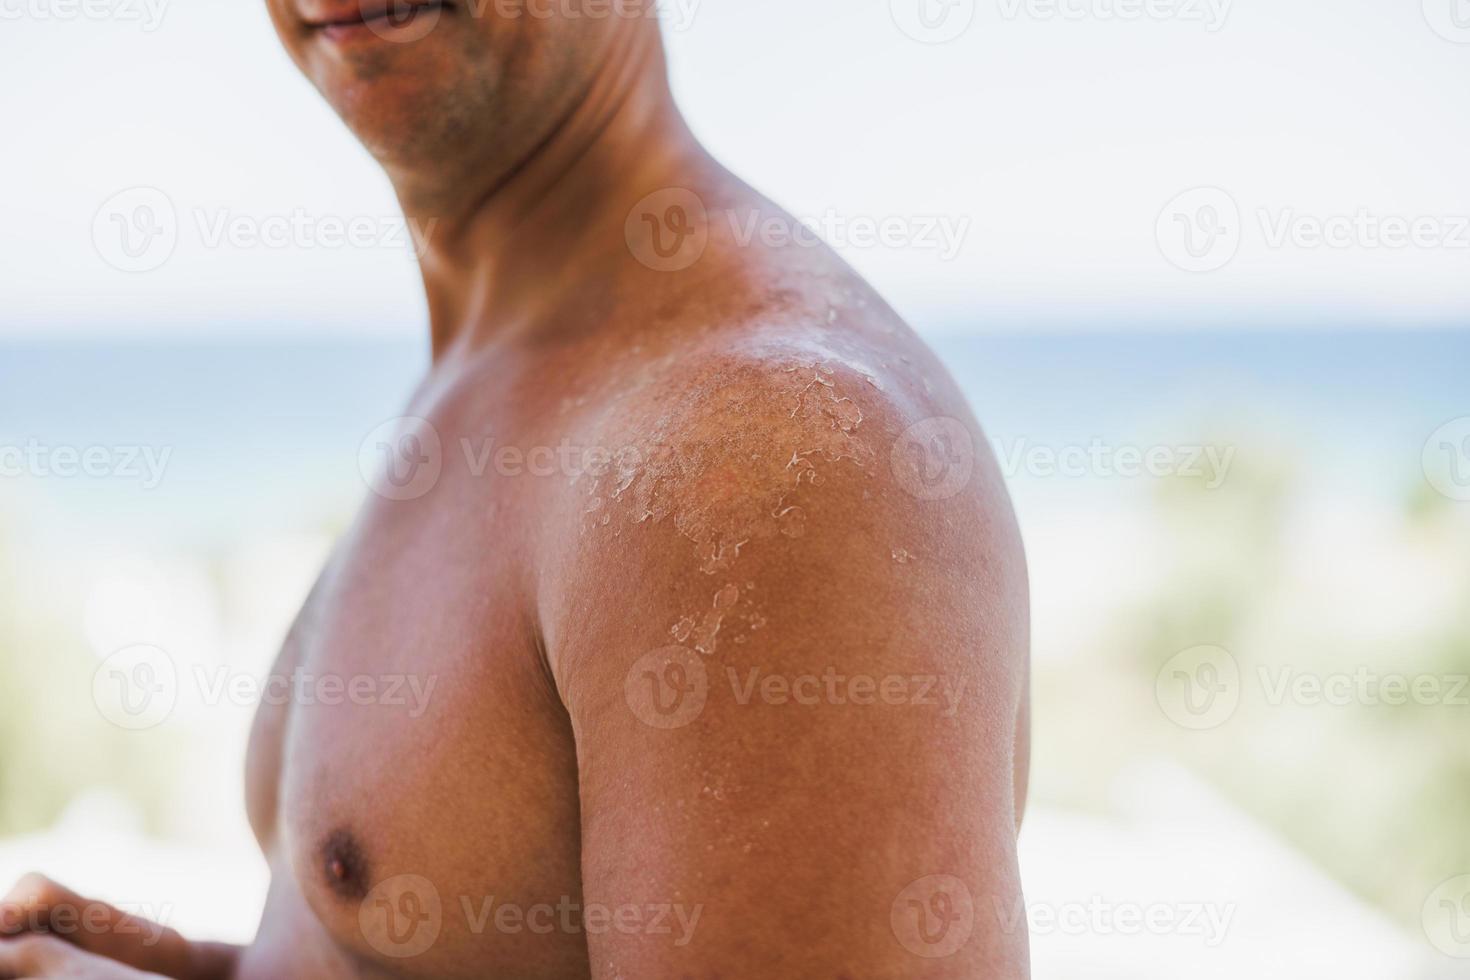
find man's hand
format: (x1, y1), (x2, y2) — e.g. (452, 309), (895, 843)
(0, 933), (166, 979)
(0, 876), (236, 980)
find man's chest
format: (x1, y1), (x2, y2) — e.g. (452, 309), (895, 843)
(242, 487), (590, 977)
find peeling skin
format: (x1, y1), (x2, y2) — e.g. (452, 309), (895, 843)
(577, 352), (886, 644)
(566, 351), (900, 657)
(621, 356), (875, 558)
(690, 583), (741, 655)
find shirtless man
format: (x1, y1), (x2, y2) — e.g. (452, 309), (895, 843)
(0, 1), (1030, 976)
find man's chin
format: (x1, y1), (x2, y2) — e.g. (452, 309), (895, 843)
(312, 69), (480, 177)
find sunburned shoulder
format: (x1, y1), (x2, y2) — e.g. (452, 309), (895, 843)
(535, 316), (1028, 680)
(526, 317), (1033, 979)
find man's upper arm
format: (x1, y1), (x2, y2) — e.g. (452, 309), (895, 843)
(539, 355), (1030, 977)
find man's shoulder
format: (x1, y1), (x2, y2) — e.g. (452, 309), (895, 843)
(535, 307), (1027, 674)
(576, 312), (987, 513)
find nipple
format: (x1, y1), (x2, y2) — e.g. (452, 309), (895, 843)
(320, 828), (371, 901)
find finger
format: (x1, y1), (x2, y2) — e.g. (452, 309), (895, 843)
(0, 874), (76, 936)
(1, 873), (110, 938)
(0, 933), (69, 977)
(0, 875), (188, 976)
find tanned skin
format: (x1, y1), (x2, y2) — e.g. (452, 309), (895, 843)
(0, 1), (1031, 977)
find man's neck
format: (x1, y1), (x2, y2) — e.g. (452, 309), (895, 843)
(396, 27), (703, 363)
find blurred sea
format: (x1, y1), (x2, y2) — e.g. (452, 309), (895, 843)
(0, 329), (1463, 546)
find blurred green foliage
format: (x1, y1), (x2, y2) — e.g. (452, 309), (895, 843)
(0, 517), (184, 838)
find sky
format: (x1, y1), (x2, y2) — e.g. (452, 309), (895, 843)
(3, 0), (1470, 338)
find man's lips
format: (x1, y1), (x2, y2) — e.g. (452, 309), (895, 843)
(300, 0), (451, 30)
